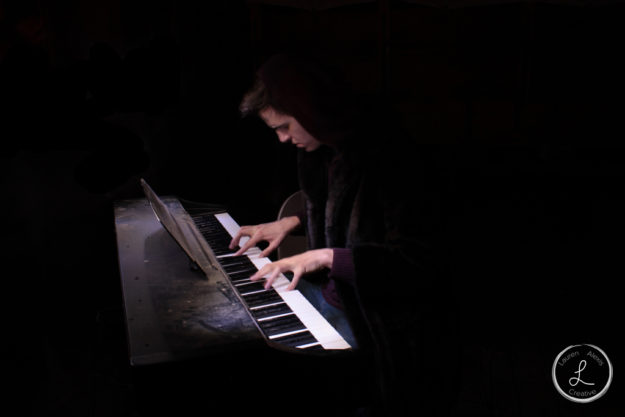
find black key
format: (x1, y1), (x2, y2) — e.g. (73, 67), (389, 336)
(227, 271), (256, 283)
(222, 259), (256, 271)
(192, 214), (239, 255)
(219, 256), (254, 268)
(202, 231), (228, 239)
(271, 331), (318, 347)
(242, 289), (282, 308)
(205, 237), (229, 244)
(258, 314), (306, 337)
(235, 281), (267, 294)
(196, 223), (222, 232)
(204, 237), (230, 246)
(301, 344), (324, 350)
(251, 303), (292, 320)
(219, 263), (250, 272)
(213, 247), (236, 256)
(223, 264), (257, 275)
(193, 215), (230, 237)
(207, 244), (232, 255)
(192, 216), (221, 228)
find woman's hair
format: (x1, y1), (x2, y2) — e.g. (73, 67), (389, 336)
(239, 53), (369, 146)
(239, 76), (273, 117)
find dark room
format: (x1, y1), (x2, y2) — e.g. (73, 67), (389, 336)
(1, 0), (623, 416)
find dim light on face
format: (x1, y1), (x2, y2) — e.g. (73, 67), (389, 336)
(259, 107), (321, 152)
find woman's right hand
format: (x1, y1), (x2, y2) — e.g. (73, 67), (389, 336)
(229, 215), (301, 258)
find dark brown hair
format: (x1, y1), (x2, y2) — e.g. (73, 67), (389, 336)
(239, 53), (364, 145)
(239, 76), (281, 117)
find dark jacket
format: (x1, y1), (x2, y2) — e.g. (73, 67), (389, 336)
(259, 53), (459, 415)
(303, 143), (459, 416)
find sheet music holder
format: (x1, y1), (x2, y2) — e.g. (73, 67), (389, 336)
(141, 178), (226, 280)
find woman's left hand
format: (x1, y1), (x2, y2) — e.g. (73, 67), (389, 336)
(250, 249), (334, 290)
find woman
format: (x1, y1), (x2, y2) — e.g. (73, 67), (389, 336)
(230, 53), (457, 416)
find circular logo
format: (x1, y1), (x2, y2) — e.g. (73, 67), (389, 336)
(552, 344), (613, 403)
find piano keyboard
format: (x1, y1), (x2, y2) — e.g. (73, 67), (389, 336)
(190, 211), (351, 351)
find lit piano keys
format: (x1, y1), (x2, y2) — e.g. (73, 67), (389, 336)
(191, 212), (351, 351)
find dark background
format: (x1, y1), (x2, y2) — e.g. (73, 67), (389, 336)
(1, 0), (624, 416)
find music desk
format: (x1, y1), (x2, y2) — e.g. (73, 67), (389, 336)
(113, 197), (261, 366)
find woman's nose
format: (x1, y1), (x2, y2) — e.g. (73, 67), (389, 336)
(277, 131), (291, 143)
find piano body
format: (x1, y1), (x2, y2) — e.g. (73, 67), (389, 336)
(114, 181), (350, 366)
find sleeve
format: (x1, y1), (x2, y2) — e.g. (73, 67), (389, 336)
(289, 209), (306, 236)
(328, 248), (355, 285)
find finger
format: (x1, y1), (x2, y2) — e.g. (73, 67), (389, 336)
(229, 231), (242, 250)
(229, 227), (249, 249)
(250, 264), (270, 281)
(234, 235), (259, 256)
(230, 225), (257, 249)
(264, 267), (283, 290)
(259, 240), (281, 258)
(287, 269), (302, 291)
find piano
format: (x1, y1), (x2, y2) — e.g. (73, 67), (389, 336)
(187, 210), (351, 351)
(114, 180), (350, 365)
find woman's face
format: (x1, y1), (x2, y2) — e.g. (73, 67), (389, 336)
(259, 106), (322, 152)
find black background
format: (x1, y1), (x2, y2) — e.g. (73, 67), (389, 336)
(2, 1), (624, 416)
